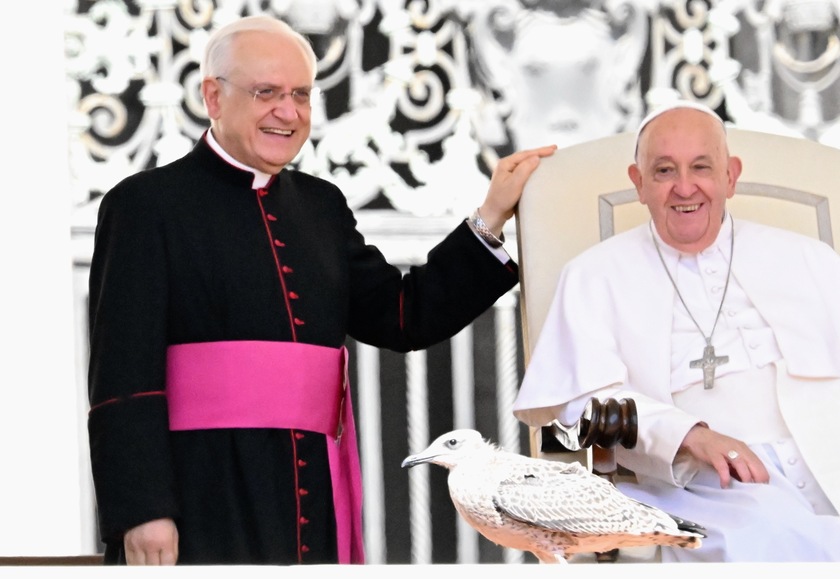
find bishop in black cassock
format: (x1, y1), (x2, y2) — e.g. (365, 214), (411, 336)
(87, 134), (521, 564)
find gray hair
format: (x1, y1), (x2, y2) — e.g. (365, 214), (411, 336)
(201, 15), (317, 83)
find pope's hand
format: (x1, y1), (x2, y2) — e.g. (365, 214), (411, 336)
(680, 424), (770, 488)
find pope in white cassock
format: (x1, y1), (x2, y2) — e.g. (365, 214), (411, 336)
(513, 101), (840, 562)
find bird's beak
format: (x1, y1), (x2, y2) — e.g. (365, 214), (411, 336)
(401, 452), (435, 468)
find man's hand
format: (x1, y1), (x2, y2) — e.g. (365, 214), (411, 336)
(479, 144), (557, 235)
(123, 518), (179, 565)
(680, 424), (770, 488)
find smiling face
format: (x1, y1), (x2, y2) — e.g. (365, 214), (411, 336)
(202, 29), (314, 174)
(628, 108), (742, 253)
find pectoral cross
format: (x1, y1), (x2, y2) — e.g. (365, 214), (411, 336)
(690, 344), (729, 390)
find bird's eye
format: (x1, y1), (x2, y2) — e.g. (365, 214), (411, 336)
(445, 438), (458, 448)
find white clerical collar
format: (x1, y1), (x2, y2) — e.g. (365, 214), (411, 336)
(708, 211), (734, 260)
(649, 211), (733, 263)
(205, 129), (273, 189)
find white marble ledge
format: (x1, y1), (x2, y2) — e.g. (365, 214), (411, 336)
(1, 563), (839, 578)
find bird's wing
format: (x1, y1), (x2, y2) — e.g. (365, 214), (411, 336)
(493, 460), (677, 536)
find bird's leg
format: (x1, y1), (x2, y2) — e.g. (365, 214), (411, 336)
(535, 551), (567, 564)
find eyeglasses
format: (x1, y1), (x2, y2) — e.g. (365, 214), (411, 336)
(216, 77), (320, 107)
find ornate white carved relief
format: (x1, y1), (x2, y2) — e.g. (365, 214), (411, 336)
(467, 0), (650, 150)
(66, 0), (657, 220)
(709, 0), (840, 142)
(67, 0), (840, 219)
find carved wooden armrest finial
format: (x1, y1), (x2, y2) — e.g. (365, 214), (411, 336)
(578, 397), (638, 450)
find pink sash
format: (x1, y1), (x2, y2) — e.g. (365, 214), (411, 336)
(166, 340), (365, 564)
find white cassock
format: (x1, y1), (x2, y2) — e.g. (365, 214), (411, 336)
(513, 215), (840, 562)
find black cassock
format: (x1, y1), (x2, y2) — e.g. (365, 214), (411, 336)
(87, 135), (519, 564)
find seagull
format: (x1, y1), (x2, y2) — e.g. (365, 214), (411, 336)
(401, 429), (706, 563)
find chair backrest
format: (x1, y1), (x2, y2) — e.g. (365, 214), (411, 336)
(516, 128), (840, 368)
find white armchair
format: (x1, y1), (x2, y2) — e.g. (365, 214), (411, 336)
(514, 127), (840, 562)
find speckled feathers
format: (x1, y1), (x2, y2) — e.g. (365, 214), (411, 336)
(402, 429), (704, 563)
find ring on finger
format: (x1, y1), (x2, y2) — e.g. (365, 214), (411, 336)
(727, 450), (739, 460)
